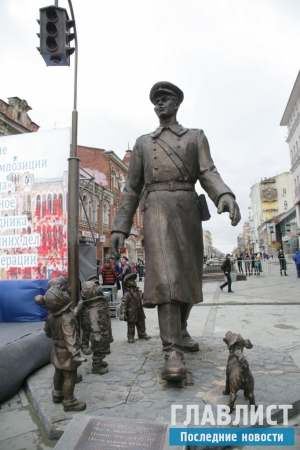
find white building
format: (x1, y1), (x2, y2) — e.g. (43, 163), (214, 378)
(203, 230), (213, 259)
(280, 70), (300, 248)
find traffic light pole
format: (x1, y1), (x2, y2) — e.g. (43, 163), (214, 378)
(66, 0), (80, 308)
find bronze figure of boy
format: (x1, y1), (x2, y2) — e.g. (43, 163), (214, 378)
(119, 273), (151, 343)
(35, 283), (86, 411)
(111, 81), (241, 381)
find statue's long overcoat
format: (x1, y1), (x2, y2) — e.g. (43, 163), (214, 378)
(113, 124), (235, 307)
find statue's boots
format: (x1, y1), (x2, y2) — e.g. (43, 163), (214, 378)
(92, 364), (108, 375)
(63, 398), (86, 412)
(181, 328), (199, 352)
(81, 346), (92, 355)
(92, 353), (108, 375)
(76, 373), (82, 383)
(161, 351), (187, 381)
(52, 390), (64, 403)
(138, 333), (151, 340)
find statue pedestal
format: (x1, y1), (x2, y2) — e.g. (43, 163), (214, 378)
(26, 337), (300, 449)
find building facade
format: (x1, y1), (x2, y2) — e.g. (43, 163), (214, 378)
(249, 173), (294, 254)
(280, 70), (300, 250)
(78, 145), (144, 264)
(0, 97), (39, 136)
(203, 230), (213, 259)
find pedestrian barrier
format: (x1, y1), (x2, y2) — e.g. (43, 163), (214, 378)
(234, 258), (297, 277)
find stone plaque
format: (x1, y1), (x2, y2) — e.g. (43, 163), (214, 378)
(73, 418), (167, 450)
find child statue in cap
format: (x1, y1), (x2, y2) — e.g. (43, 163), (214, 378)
(119, 273), (151, 343)
(34, 279), (86, 412)
(79, 276), (111, 374)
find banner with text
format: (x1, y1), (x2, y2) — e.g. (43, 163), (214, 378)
(0, 128), (70, 280)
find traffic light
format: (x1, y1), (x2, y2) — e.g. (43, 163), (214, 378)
(37, 6), (75, 66)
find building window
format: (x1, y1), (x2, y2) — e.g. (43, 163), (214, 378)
(103, 201), (110, 226)
(42, 194), (46, 216)
(36, 195), (41, 216)
(82, 195), (88, 220)
(52, 194), (57, 215)
(284, 201), (288, 207)
(283, 188), (286, 195)
(59, 193), (63, 213)
(47, 194), (52, 214)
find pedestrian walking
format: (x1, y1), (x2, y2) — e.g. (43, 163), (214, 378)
(278, 250), (288, 276)
(220, 254), (234, 293)
(254, 255), (260, 275)
(237, 253), (243, 274)
(293, 249), (300, 278)
(117, 259), (131, 294)
(102, 259), (118, 285)
(244, 253), (251, 276)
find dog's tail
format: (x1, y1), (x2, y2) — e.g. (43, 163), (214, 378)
(234, 350), (249, 372)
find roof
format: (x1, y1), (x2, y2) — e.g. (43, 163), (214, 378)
(280, 71), (300, 126)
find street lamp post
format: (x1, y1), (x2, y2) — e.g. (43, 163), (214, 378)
(66, 0), (80, 308)
(37, 0), (80, 307)
(269, 223), (290, 255)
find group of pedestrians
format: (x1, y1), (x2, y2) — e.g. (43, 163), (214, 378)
(100, 256), (145, 294)
(219, 248), (299, 294)
(236, 252), (263, 276)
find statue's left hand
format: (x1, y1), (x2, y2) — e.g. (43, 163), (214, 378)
(217, 194), (241, 226)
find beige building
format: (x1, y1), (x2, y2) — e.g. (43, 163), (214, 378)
(249, 172), (294, 253)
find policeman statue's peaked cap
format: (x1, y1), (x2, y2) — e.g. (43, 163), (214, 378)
(150, 81), (184, 105)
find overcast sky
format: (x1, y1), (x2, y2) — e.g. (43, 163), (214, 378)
(1, 0), (299, 253)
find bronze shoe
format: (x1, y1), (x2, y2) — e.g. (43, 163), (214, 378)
(63, 399), (86, 412)
(181, 328), (199, 352)
(138, 334), (151, 340)
(81, 346), (92, 355)
(161, 351), (187, 381)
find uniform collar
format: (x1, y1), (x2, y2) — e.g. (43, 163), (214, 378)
(150, 123), (189, 138)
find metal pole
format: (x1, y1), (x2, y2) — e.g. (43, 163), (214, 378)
(67, 0), (80, 308)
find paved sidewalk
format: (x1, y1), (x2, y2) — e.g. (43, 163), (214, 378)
(1, 267), (300, 450)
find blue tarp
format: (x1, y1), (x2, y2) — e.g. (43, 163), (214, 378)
(0, 279), (49, 322)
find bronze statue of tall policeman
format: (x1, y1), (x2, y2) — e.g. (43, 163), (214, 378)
(111, 82), (241, 381)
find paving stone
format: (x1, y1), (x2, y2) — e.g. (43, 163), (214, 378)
(25, 336), (300, 446)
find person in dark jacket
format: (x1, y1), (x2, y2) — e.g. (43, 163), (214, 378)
(220, 254), (234, 293)
(278, 250), (288, 276)
(119, 273), (151, 343)
(237, 253), (243, 274)
(293, 249), (300, 278)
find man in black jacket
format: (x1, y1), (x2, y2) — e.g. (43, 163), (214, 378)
(220, 254), (234, 293)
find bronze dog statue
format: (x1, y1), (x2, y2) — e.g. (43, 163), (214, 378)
(223, 331), (256, 412)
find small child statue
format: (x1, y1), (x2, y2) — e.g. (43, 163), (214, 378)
(79, 276), (111, 375)
(119, 273), (151, 343)
(35, 282), (86, 412)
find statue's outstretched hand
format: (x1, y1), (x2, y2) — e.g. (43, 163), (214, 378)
(111, 232), (126, 259)
(217, 194), (241, 226)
